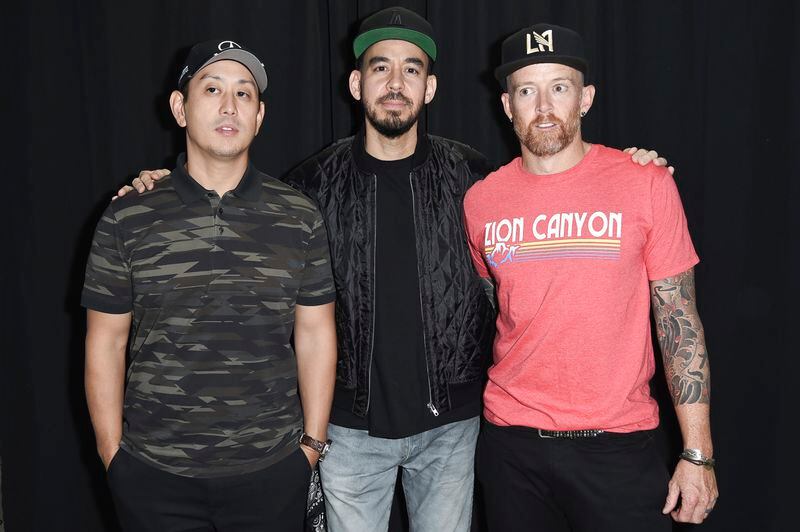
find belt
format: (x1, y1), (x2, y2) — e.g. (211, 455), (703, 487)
(537, 428), (604, 439)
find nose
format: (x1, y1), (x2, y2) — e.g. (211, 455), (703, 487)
(536, 93), (553, 115)
(387, 67), (404, 92)
(220, 91), (237, 116)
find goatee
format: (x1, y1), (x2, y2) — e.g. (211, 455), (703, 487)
(364, 92), (420, 139)
(515, 104), (581, 157)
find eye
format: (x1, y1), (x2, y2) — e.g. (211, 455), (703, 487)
(553, 84), (569, 93)
(405, 66), (419, 75)
(236, 90), (251, 98)
(519, 87), (533, 96)
(374, 65), (388, 72)
(206, 86), (219, 94)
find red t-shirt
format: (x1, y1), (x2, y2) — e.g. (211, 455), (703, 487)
(463, 144), (699, 432)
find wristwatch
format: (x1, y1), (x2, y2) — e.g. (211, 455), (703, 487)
(299, 432), (332, 461)
(679, 448), (715, 469)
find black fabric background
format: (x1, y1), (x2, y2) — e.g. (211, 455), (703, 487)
(2, 1), (796, 531)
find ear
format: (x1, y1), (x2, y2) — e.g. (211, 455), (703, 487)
(169, 90), (187, 128)
(580, 84), (596, 116)
(424, 74), (437, 104)
(501, 92), (512, 122)
(348, 70), (362, 101)
(254, 100), (266, 136)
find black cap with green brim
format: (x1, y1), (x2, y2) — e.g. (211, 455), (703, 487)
(353, 7), (437, 61)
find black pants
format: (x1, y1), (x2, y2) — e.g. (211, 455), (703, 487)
(476, 420), (671, 532)
(107, 447), (311, 532)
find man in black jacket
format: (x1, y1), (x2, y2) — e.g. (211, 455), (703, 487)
(122, 8), (670, 531)
(283, 8), (494, 531)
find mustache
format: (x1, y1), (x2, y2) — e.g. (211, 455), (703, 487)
(377, 92), (413, 106)
(532, 113), (563, 127)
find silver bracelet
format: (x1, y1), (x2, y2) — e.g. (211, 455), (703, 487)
(680, 448), (715, 469)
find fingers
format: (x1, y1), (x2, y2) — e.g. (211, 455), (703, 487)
(132, 177), (147, 193)
(662, 480), (680, 514)
(668, 165), (675, 175)
(113, 185), (135, 200)
(623, 146), (638, 154)
(136, 169), (169, 191)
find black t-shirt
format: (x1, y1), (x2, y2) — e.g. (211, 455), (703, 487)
(330, 143), (475, 438)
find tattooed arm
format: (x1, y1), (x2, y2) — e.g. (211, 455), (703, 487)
(650, 268), (718, 524)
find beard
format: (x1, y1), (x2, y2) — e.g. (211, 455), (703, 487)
(364, 92), (421, 139)
(515, 102), (581, 157)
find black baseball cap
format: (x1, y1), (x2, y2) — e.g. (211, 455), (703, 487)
(353, 6), (437, 61)
(178, 39), (268, 93)
(494, 24), (588, 90)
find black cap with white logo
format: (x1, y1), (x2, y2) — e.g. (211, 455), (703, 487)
(178, 39), (268, 93)
(494, 24), (588, 91)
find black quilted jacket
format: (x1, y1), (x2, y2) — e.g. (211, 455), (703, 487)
(284, 131), (495, 417)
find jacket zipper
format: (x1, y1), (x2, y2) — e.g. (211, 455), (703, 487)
(409, 173), (439, 417)
(365, 174), (378, 413)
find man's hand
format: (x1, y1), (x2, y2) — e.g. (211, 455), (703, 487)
(112, 169), (170, 200)
(299, 444), (320, 470)
(662, 459), (719, 523)
(623, 147), (674, 175)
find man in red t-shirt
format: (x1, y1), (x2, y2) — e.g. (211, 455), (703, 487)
(464, 24), (717, 531)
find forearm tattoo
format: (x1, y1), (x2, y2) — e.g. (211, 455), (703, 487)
(651, 269), (710, 405)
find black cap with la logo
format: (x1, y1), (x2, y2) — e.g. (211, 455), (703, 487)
(494, 23), (588, 91)
(177, 39), (268, 93)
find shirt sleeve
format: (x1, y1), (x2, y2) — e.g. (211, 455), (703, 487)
(644, 169), (700, 281)
(462, 188), (491, 279)
(81, 203), (133, 313)
(297, 209), (336, 306)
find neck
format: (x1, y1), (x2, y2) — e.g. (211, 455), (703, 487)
(363, 121), (418, 161)
(520, 135), (592, 175)
(184, 144), (249, 196)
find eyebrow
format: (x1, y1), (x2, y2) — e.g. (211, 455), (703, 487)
(511, 77), (575, 89)
(367, 56), (426, 67)
(198, 73), (256, 87)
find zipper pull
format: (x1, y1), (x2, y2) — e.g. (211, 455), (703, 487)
(427, 402), (440, 416)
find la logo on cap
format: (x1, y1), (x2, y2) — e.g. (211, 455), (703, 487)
(526, 29), (554, 54)
(389, 10), (402, 25)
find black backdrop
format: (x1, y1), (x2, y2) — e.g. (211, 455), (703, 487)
(3, 1), (797, 531)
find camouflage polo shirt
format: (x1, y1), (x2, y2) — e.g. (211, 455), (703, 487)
(82, 153), (335, 478)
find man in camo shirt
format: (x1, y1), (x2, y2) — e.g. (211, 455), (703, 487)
(82, 40), (337, 531)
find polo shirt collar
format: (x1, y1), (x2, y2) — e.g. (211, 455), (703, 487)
(170, 152), (262, 204)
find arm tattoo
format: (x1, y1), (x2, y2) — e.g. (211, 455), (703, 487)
(650, 268), (710, 405)
(480, 277), (496, 311)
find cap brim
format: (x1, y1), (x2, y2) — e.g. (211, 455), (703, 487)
(199, 49), (268, 93)
(494, 56), (587, 90)
(354, 28), (437, 61)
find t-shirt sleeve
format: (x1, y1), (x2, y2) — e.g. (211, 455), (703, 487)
(644, 169), (700, 280)
(462, 188), (491, 279)
(297, 209), (336, 306)
(81, 203), (133, 314)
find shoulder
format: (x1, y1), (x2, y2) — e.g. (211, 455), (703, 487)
(593, 144), (668, 181)
(465, 157), (518, 202)
(106, 174), (180, 222)
(284, 137), (355, 185)
(427, 135), (492, 177)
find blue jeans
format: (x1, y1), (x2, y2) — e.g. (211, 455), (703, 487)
(320, 417), (479, 532)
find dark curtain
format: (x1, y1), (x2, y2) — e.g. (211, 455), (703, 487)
(3, 1), (796, 531)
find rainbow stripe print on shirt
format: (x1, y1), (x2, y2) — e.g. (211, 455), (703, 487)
(483, 211), (622, 267)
